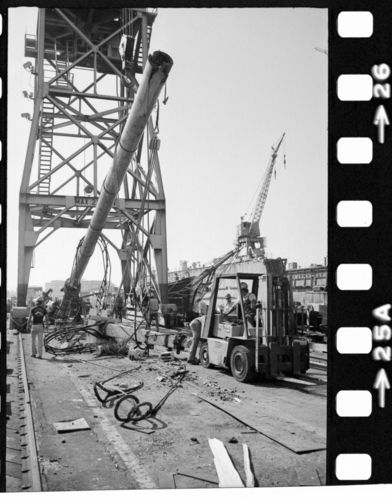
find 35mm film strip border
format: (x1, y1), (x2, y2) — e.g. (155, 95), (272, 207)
(328, 3), (392, 485)
(0, 9), (6, 494)
(0, 0), (391, 490)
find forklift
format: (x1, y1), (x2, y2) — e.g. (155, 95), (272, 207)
(198, 259), (309, 383)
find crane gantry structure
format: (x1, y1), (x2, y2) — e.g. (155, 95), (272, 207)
(18, 8), (169, 306)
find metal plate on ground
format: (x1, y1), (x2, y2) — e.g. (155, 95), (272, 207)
(53, 417), (91, 433)
(198, 395), (326, 454)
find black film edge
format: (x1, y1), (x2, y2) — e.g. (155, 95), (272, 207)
(328, 1), (392, 485)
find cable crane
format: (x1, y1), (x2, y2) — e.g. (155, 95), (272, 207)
(237, 133), (286, 257)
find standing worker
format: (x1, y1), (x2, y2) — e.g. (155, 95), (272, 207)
(114, 293), (125, 322)
(147, 288), (160, 332)
(27, 297), (48, 359)
(42, 288), (53, 305)
(81, 297), (91, 323)
(187, 300), (208, 365)
(240, 282), (257, 326)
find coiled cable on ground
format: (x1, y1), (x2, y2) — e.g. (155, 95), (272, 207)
(113, 371), (186, 423)
(44, 320), (110, 356)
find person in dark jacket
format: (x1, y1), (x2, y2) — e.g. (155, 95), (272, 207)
(114, 293), (124, 322)
(27, 297), (48, 358)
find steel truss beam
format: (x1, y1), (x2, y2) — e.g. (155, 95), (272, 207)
(17, 7), (168, 305)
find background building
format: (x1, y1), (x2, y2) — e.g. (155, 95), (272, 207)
(26, 286), (43, 304)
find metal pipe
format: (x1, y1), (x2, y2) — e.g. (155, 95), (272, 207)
(61, 51), (173, 310)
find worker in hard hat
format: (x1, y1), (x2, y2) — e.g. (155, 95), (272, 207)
(42, 288), (53, 304)
(240, 282), (258, 327)
(223, 293), (235, 314)
(188, 300), (208, 365)
(27, 296), (48, 359)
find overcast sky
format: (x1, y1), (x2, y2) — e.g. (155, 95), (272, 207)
(7, 7), (327, 291)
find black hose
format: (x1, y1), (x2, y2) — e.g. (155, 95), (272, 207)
(44, 320), (109, 355)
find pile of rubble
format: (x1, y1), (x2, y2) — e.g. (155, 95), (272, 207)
(156, 362), (199, 385)
(202, 380), (241, 402)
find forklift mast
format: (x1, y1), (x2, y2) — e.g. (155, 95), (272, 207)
(258, 274), (294, 345)
(258, 258), (293, 343)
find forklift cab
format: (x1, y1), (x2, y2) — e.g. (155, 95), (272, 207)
(203, 275), (260, 339)
(199, 263), (309, 382)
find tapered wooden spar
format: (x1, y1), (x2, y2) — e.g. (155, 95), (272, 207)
(69, 51), (173, 289)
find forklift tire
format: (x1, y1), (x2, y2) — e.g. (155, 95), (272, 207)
(230, 345), (255, 383)
(199, 342), (211, 368)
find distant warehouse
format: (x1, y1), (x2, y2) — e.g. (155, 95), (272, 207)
(286, 261), (327, 311)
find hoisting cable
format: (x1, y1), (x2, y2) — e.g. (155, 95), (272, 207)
(93, 365), (143, 407)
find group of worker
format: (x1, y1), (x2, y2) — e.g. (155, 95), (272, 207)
(187, 281), (259, 365)
(107, 288), (160, 331)
(27, 282), (257, 365)
(27, 289), (90, 358)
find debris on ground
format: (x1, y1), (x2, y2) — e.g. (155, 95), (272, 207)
(202, 380), (241, 402)
(128, 347), (146, 360)
(99, 339), (129, 356)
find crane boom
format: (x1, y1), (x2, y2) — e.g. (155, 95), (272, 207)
(236, 133), (286, 255)
(250, 132), (285, 228)
(60, 51), (173, 316)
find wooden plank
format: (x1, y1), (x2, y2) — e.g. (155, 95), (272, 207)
(277, 376), (317, 386)
(208, 438), (244, 488)
(5, 461), (22, 479)
(6, 448), (22, 465)
(242, 444), (255, 487)
(5, 474), (23, 492)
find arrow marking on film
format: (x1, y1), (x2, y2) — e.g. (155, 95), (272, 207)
(373, 368), (390, 408)
(373, 105), (390, 144)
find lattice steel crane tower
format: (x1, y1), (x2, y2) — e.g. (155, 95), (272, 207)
(18, 8), (169, 306)
(237, 133), (286, 256)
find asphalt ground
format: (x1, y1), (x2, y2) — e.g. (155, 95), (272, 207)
(11, 327), (326, 491)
